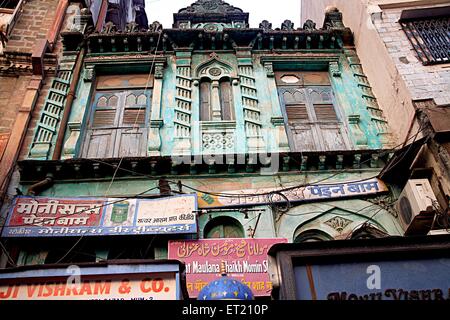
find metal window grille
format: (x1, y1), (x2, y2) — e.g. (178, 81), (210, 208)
(400, 8), (450, 65)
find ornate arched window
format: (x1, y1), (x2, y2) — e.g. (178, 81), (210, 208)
(196, 57), (236, 122)
(199, 78), (234, 121)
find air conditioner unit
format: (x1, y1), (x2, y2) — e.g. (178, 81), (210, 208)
(428, 229), (450, 236)
(396, 179), (439, 236)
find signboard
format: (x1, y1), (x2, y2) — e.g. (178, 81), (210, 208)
(198, 178), (388, 209)
(294, 258), (450, 300)
(0, 263), (184, 300)
(168, 238), (287, 298)
(2, 195), (197, 237)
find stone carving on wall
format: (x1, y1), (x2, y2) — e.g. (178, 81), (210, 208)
(329, 61), (341, 77)
(348, 115), (369, 148)
(203, 132), (235, 152)
(177, 0), (244, 15)
(259, 20), (272, 32)
(263, 62), (274, 77)
(203, 23), (219, 33)
(102, 21), (117, 34)
(154, 62), (164, 79)
(303, 19), (316, 30)
(324, 216), (353, 233)
(83, 66), (95, 82)
(208, 67), (222, 77)
(149, 21), (163, 32)
(125, 22), (139, 33)
(195, 53), (235, 80)
(281, 20), (294, 31)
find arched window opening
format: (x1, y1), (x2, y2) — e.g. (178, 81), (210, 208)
(199, 78), (235, 121)
(204, 216), (244, 239)
(294, 229), (334, 243)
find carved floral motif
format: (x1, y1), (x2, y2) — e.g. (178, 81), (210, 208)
(203, 132), (235, 151)
(324, 216), (353, 233)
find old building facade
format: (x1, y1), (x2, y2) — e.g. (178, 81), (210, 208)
(2, 0), (444, 300)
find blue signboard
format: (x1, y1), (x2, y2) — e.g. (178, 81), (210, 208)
(295, 258), (450, 300)
(2, 194), (198, 237)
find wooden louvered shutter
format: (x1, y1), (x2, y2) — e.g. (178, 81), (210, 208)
(220, 80), (234, 121)
(286, 105), (309, 121)
(314, 104), (338, 122)
(282, 88), (310, 123)
(307, 87), (350, 151)
(200, 81), (212, 121)
(92, 94), (118, 128)
(122, 92), (147, 126)
(308, 87), (338, 122)
(83, 93), (120, 158)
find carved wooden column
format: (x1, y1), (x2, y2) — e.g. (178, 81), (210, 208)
(211, 80), (222, 120)
(264, 61), (289, 152)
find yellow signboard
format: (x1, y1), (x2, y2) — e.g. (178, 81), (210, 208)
(197, 178), (388, 208)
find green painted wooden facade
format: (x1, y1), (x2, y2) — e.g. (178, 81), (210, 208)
(10, 1), (403, 264)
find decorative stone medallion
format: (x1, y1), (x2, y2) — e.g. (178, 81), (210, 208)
(209, 67), (222, 77)
(202, 1), (219, 11)
(204, 23), (219, 32)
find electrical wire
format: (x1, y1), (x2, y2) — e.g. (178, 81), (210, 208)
(80, 125), (429, 201)
(0, 240), (16, 267)
(55, 235), (85, 264)
(85, 123), (424, 183)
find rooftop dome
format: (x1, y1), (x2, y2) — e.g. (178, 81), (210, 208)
(197, 262), (255, 300)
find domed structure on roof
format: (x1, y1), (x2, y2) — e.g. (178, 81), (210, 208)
(173, 0), (249, 29)
(197, 262), (255, 300)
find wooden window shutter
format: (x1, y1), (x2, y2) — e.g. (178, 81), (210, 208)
(220, 80), (234, 121)
(123, 109), (146, 125)
(200, 81), (212, 121)
(92, 110), (116, 128)
(122, 92), (147, 126)
(92, 94), (118, 128)
(314, 104), (338, 122)
(286, 105), (309, 121)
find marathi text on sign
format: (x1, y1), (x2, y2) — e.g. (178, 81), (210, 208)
(3, 195), (197, 237)
(198, 178), (388, 208)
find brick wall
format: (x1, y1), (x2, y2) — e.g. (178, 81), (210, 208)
(0, 75), (30, 133)
(18, 76), (55, 160)
(5, 0), (59, 53)
(373, 7), (450, 106)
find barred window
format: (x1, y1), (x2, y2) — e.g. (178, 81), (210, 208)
(399, 6), (450, 65)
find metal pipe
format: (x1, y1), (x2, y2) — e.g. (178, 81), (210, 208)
(52, 47), (85, 160)
(27, 174), (54, 196)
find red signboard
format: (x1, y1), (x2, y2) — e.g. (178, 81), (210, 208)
(168, 238), (287, 298)
(8, 197), (103, 228)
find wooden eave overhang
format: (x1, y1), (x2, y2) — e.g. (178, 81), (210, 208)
(62, 26), (353, 55)
(18, 150), (388, 183)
